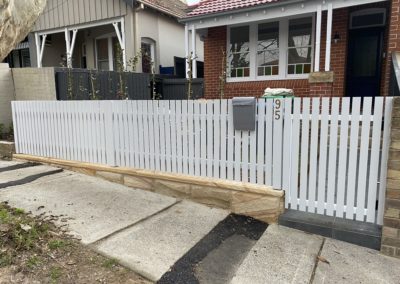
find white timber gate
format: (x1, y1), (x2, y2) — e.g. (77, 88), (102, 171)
(12, 97), (393, 225)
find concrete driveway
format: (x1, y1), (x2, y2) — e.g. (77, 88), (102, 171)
(0, 160), (399, 283)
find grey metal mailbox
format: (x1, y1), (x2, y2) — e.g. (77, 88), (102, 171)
(232, 97), (256, 131)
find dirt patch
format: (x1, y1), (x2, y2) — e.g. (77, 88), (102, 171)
(0, 202), (152, 284)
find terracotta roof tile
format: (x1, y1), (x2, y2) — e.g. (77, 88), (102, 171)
(187, 0), (280, 17)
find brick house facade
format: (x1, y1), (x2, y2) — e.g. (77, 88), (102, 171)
(185, 0), (398, 99)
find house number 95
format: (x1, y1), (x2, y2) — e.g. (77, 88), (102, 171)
(274, 99), (282, 120)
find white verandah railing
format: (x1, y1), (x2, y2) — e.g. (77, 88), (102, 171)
(12, 97), (393, 225)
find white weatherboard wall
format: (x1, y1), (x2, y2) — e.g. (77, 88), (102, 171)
(12, 97), (392, 225)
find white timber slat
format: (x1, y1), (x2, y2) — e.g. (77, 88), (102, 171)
(367, 98), (384, 223)
(257, 99), (266, 185)
(207, 101), (214, 178)
(326, 98), (340, 216)
(317, 98), (329, 215)
(176, 101), (183, 174)
(265, 99), (274, 185)
(147, 101), (155, 170)
(170, 102), (177, 173)
(273, 98), (284, 188)
(299, 98), (310, 212)
(220, 100), (228, 180)
(200, 102), (207, 177)
(188, 100), (195, 175)
(336, 98), (350, 218)
(356, 97), (373, 221)
(290, 98), (301, 210)
(182, 101), (189, 175)
(193, 102), (200, 176)
(282, 98), (292, 208)
(227, 100), (234, 180)
(164, 101), (172, 173)
(307, 98), (320, 213)
(213, 100), (221, 179)
(346, 98), (361, 220)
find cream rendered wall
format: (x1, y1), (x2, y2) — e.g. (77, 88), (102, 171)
(137, 8), (204, 72)
(0, 64), (15, 128)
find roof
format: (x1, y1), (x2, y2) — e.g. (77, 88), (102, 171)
(187, 0), (280, 17)
(138, 0), (188, 18)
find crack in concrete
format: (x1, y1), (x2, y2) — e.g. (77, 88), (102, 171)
(0, 169), (64, 189)
(89, 200), (183, 246)
(309, 238), (326, 284)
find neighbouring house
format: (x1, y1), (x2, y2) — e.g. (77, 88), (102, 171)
(182, 0), (400, 98)
(4, 0), (204, 77)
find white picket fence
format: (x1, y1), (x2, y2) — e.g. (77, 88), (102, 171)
(11, 97), (393, 225)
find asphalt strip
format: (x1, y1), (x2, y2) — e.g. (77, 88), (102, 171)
(0, 162), (40, 173)
(0, 169), (64, 189)
(158, 214), (268, 284)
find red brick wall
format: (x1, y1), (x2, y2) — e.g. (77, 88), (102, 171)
(382, 0), (400, 96)
(204, 9), (349, 99)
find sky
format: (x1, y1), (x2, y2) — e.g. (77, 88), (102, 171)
(187, 0), (200, 5)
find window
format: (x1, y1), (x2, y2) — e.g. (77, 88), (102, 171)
(350, 9), (386, 29)
(227, 15), (314, 82)
(95, 35), (123, 71)
(258, 22), (279, 76)
(229, 26), (250, 78)
(141, 38), (156, 73)
(287, 17), (313, 75)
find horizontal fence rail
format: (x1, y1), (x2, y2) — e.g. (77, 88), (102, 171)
(12, 97), (392, 225)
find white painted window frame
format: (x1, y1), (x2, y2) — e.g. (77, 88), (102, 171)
(94, 33), (117, 71)
(227, 13), (315, 83)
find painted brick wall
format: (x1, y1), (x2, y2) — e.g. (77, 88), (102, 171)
(203, 8), (349, 99)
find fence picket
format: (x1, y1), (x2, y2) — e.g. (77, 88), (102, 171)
(273, 98), (284, 188)
(356, 97), (373, 221)
(220, 100), (228, 180)
(326, 98), (340, 216)
(227, 101), (234, 180)
(188, 100), (195, 175)
(282, 98), (292, 207)
(367, 98), (384, 223)
(257, 99), (266, 185)
(164, 101), (172, 173)
(346, 98), (361, 219)
(213, 101), (221, 179)
(317, 98), (330, 215)
(299, 98), (310, 212)
(336, 98), (350, 218)
(265, 100), (273, 185)
(207, 101), (214, 178)
(290, 98), (301, 210)
(200, 102), (207, 177)
(307, 98), (320, 213)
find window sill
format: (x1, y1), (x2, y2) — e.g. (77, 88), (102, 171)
(226, 74), (309, 83)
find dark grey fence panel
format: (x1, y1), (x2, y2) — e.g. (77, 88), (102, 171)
(55, 68), (151, 100)
(162, 78), (204, 100)
(55, 68), (203, 100)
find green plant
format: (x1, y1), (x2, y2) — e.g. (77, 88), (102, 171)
(14, 208), (25, 215)
(218, 47), (228, 99)
(48, 240), (66, 250)
(26, 256), (41, 269)
(102, 258), (118, 269)
(8, 123), (13, 136)
(49, 266), (62, 282)
(0, 252), (13, 267)
(0, 123), (4, 137)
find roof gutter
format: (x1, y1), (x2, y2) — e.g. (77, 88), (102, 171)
(180, 0), (304, 23)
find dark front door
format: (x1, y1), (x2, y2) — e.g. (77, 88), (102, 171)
(346, 28), (384, 97)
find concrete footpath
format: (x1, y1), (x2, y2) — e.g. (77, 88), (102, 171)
(0, 160), (399, 283)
